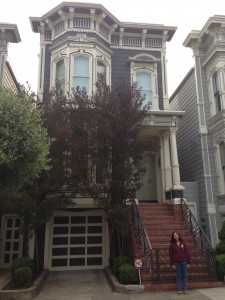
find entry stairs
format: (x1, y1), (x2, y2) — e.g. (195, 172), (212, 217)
(130, 202), (224, 291)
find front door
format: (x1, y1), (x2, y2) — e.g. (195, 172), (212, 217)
(1, 215), (23, 268)
(136, 154), (157, 201)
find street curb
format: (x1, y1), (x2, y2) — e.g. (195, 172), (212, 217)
(0, 269), (49, 300)
(104, 267), (145, 294)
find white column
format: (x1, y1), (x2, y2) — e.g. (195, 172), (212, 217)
(161, 30), (169, 110)
(163, 132), (172, 191)
(169, 127), (183, 189)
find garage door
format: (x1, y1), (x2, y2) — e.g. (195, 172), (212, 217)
(48, 211), (105, 270)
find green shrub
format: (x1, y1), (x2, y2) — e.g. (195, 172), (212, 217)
(112, 255), (132, 276)
(215, 242), (225, 255)
(215, 254), (225, 280)
(218, 221), (225, 242)
(11, 257), (36, 276)
(13, 267), (32, 288)
(118, 264), (139, 284)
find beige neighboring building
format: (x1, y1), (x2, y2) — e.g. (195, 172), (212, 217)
(0, 23), (21, 90)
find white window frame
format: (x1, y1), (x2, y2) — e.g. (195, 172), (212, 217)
(214, 140), (225, 196)
(52, 56), (67, 93)
(212, 71), (221, 114)
(93, 57), (110, 92)
(51, 42), (111, 95)
(130, 53), (159, 110)
(71, 53), (92, 95)
(55, 59), (66, 94)
(208, 64), (225, 117)
(70, 53), (92, 95)
(135, 70), (153, 107)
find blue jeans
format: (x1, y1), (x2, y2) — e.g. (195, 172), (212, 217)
(175, 262), (188, 292)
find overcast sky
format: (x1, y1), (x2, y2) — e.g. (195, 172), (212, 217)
(1, 0), (225, 96)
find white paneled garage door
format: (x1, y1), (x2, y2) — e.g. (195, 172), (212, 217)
(47, 210), (106, 270)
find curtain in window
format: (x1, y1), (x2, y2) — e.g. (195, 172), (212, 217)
(136, 72), (152, 106)
(56, 60), (65, 94)
(73, 56), (89, 93)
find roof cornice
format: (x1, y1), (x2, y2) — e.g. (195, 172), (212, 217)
(0, 23), (21, 43)
(30, 2), (176, 41)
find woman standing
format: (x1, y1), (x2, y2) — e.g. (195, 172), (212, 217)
(169, 231), (191, 295)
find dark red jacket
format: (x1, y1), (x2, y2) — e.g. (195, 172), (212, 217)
(169, 242), (191, 265)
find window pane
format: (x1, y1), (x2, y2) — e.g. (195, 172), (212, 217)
(56, 60), (65, 94)
(136, 72), (151, 89)
(73, 56), (89, 93)
(56, 60), (65, 79)
(97, 61), (106, 79)
(73, 78), (89, 91)
(74, 56), (89, 76)
(142, 91), (152, 103)
(136, 72), (152, 106)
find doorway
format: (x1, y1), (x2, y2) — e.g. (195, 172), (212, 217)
(136, 154), (157, 201)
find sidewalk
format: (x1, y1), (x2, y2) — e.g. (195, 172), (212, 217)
(34, 270), (225, 300)
(1, 268), (224, 300)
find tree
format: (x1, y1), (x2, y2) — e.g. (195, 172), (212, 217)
(85, 79), (149, 256)
(38, 79), (149, 258)
(0, 86), (51, 194)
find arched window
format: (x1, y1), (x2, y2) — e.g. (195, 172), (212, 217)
(73, 56), (89, 93)
(136, 71), (152, 106)
(97, 61), (106, 80)
(56, 60), (65, 94)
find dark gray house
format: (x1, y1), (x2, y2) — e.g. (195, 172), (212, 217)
(170, 15), (225, 247)
(24, 2), (186, 271)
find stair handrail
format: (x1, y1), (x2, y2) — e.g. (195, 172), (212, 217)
(181, 198), (213, 248)
(181, 197), (217, 280)
(131, 199), (153, 274)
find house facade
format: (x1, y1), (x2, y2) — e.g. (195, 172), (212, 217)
(0, 23), (22, 270)
(0, 23), (20, 90)
(1, 1), (185, 271)
(170, 15), (225, 247)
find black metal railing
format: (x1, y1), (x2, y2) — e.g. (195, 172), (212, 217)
(181, 198), (217, 281)
(130, 199), (217, 283)
(131, 199), (153, 274)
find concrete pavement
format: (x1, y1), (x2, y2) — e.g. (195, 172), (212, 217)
(34, 270), (225, 300)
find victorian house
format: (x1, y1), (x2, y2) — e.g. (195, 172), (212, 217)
(0, 2), (220, 290)
(0, 23), (21, 269)
(0, 23), (20, 90)
(27, 2), (187, 273)
(170, 15), (225, 248)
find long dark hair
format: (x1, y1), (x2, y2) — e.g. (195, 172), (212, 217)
(170, 231), (184, 244)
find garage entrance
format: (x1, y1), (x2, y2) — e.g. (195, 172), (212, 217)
(46, 209), (108, 271)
